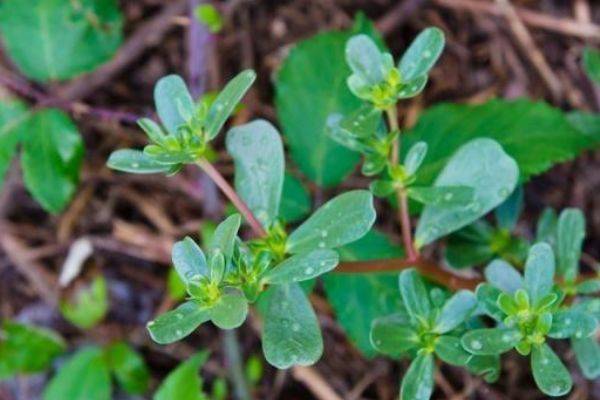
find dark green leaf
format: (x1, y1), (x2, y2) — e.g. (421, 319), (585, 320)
(206, 70), (256, 139)
(583, 47), (600, 84)
(415, 138), (518, 247)
(434, 290), (477, 333)
(475, 283), (504, 321)
(21, 109), (84, 213)
(400, 353), (434, 400)
(154, 352), (209, 400)
(572, 337), (600, 379)
(280, 174), (311, 223)
(435, 335), (471, 366)
(286, 190), (375, 254)
(398, 27), (445, 82)
(227, 119), (284, 227)
(445, 221), (495, 269)
(466, 355), (501, 383)
(43, 347), (111, 400)
(524, 243), (555, 306)
(147, 301), (210, 344)
(107, 149), (172, 174)
(531, 343), (572, 397)
(370, 313), (418, 357)
(494, 186), (523, 231)
(262, 249), (339, 284)
(461, 328), (522, 355)
(105, 342), (150, 395)
(172, 237), (208, 283)
(262, 283), (323, 369)
(399, 269), (431, 320)
(484, 259), (523, 294)
(0, 0), (123, 82)
(154, 75), (195, 135)
(0, 100), (29, 189)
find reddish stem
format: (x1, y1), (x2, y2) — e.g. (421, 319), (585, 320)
(197, 159), (267, 237)
(399, 190), (419, 261)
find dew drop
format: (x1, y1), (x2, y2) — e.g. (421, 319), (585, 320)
(320, 230), (328, 238)
(470, 340), (483, 350)
(498, 187), (510, 197)
(320, 261), (326, 267)
(444, 192), (454, 201)
(542, 357), (549, 365)
(176, 313), (183, 320)
(305, 267), (314, 275)
(318, 241), (326, 248)
(575, 331), (583, 338)
(399, 91), (407, 96)
(550, 385), (563, 395)
(501, 334), (512, 342)
(565, 318), (571, 325)
(216, 104), (224, 111)
(131, 162), (140, 168)
(292, 323), (300, 332)
(147, 321), (155, 327)
(410, 86), (418, 92)
(422, 50), (432, 59)
(176, 329), (182, 336)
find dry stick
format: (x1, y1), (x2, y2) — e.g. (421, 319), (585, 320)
(291, 366), (344, 400)
(494, 0), (563, 101)
(434, 0), (600, 40)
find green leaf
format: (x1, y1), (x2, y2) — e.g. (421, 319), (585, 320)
(195, 4), (223, 33)
(208, 214), (241, 259)
(226, 119), (284, 227)
(262, 249), (339, 284)
(548, 310), (597, 339)
(466, 355), (501, 383)
(262, 283), (323, 369)
(43, 347), (111, 400)
(572, 337), (600, 379)
(154, 75), (194, 135)
(475, 283), (504, 321)
(172, 237), (208, 283)
(556, 208), (585, 280)
(286, 190), (375, 254)
(0, 100), (29, 189)
(445, 221), (495, 269)
(435, 335), (472, 366)
(0, 321), (66, 379)
(322, 230), (404, 356)
(208, 290), (248, 329)
(400, 353), (434, 400)
(147, 301), (210, 344)
(583, 47), (600, 84)
(107, 149), (172, 174)
(345, 34), (386, 86)
(154, 352), (209, 400)
(577, 279), (600, 294)
(398, 27), (445, 82)
(399, 269), (431, 320)
(370, 312), (418, 357)
(21, 109), (84, 213)
(461, 328), (522, 355)
(167, 268), (186, 300)
(415, 138), (518, 246)
(494, 186), (523, 231)
(536, 207), (558, 244)
(280, 174), (311, 223)
(484, 259), (523, 294)
(407, 185), (474, 206)
(206, 70), (256, 139)
(276, 26), (379, 186)
(434, 290), (477, 333)
(531, 343), (572, 397)
(60, 276), (108, 329)
(105, 342), (150, 395)
(0, 0), (123, 82)
(405, 99), (599, 187)
(404, 141), (428, 175)
(524, 243), (555, 306)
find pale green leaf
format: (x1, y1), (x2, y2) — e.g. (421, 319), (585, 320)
(345, 34), (386, 85)
(475, 283), (504, 321)
(577, 279), (600, 294)
(435, 335), (472, 366)
(415, 138), (518, 246)
(60, 276), (108, 329)
(484, 259), (523, 294)
(400, 353), (434, 400)
(172, 237), (208, 283)
(286, 190), (375, 254)
(147, 301), (210, 344)
(556, 208), (585, 280)
(208, 214), (241, 259)
(105, 342), (150, 395)
(461, 328), (522, 355)
(434, 290), (477, 333)
(466, 355), (501, 383)
(262, 283), (323, 369)
(226, 119), (284, 227)
(531, 343), (572, 397)
(0, 0), (123, 82)
(398, 27), (445, 82)
(404, 141), (428, 175)
(494, 186), (523, 231)
(524, 243), (555, 306)
(107, 149), (172, 174)
(399, 269), (431, 320)
(208, 290), (248, 329)
(154, 352), (209, 400)
(548, 310), (597, 339)
(408, 185), (473, 206)
(370, 313), (418, 357)
(154, 75), (195, 135)
(572, 337), (600, 379)
(262, 249), (339, 284)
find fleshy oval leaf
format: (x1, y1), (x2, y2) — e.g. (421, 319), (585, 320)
(262, 249), (339, 285)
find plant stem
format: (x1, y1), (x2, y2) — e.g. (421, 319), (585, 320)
(385, 106), (418, 261)
(223, 329), (253, 400)
(196, 159), (267, 237)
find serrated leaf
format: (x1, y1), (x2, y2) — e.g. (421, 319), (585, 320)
(208, 290), (248, 329)
(572, 337), (600, 379)
(322, 230), (404, 356)
(556, 208), (585, 280)
(208, 214), (241, 259)
(405, 99), (599, 187)
(583, 47), (600, 84)
(280, 174), (311, 223)
(434, 290), (477, 334)
(206, 70), (256, 139)
(172, 237), (208, 283)
(262, 249), (339, 284)
(415, 138), (518, 246)
(60, 276), (108, 329)
(398, 27), (445, 82)
(147, 301), (210, 344)
(226, 119), (284, 227)
(154, 352), (209, 400)
(105, 342), (150, 395)
(0, 100), (29, 190)
(524, 243), (555, 306)
(0, 0), (123, 82)
(262, 283), (323, 369)
(21, 109), (84, 213)
(370, 312), (418, 357)
(408, 185), (474, 206)
(548, 310), (597, 339)
(461, 328), (522, 355)
(107, 149), (172, 174)
(43, 347), (111, 400)
(400, 353), (434, 400)
(435, 335), (471, 366)
(154, 75), (195, 135)
(484, 259), (523, 294)
(531, 343), (572, 397)
(0, 321), (66, 379)
(286, 190), (375, 254)
(399, 269), (431, 320)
